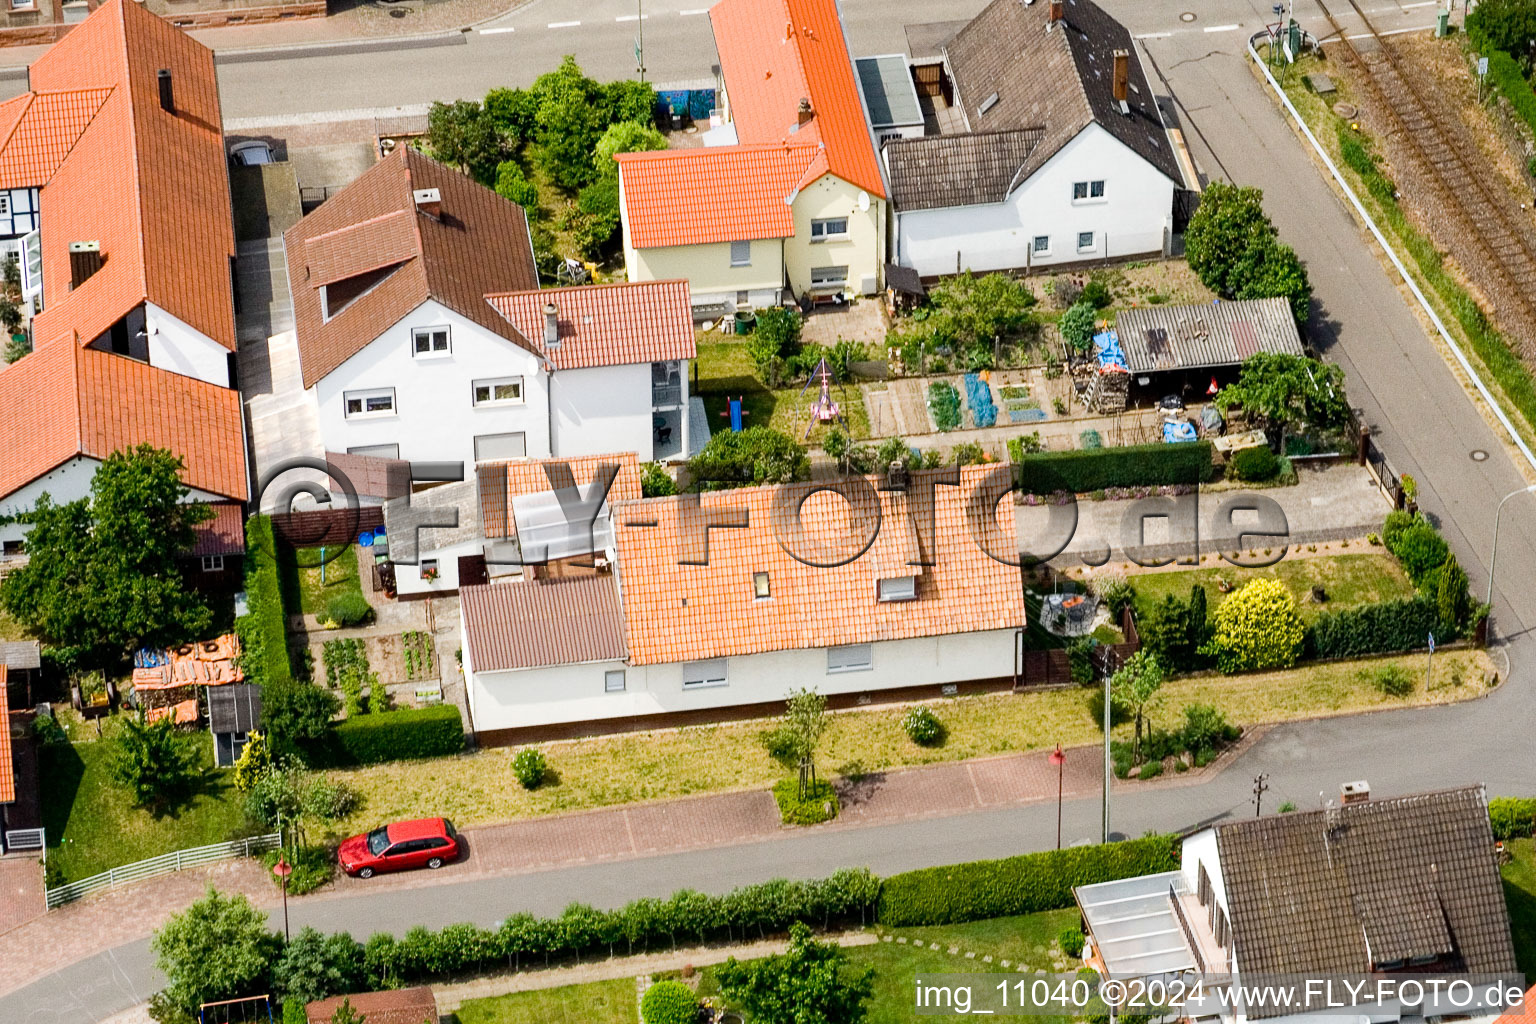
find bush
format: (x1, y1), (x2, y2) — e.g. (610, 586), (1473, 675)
(1388, 520), (1451, 586)
(1489, 797), (1536, 840)
(1208, 578), (1304, 673)
(876, 834), (1179, 925)
(773, 778), (838, 825)
(493, 160), (539, 209)
(902, 706), (945, 746)
(1181, 703), (1233, 755)
(1229, 445), (1279, 482)
(237, 516), (291, 689)
(1306, 597), (1437, 659)
(641, 462), (676, 498)
(688, 426), (809, 488)
(928, 381), (962, 431)
(1059, 302), (1097, 354)
(1058, 926), (1086, 958)
(313, 705), (463, 767)
(261, 846), (335, 897)
(1138, 759), (1164, 779)
(512, 748), (549, 790)
(1080, 279), (1112, 310)
(1381, 509), (1416, 551)
(325, 592), (373, 628)
(1016, 441), (1213, 494)
(641, 980), (698, 1024)
(1363, 664), (1414, 698)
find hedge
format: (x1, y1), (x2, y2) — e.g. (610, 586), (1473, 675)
(1490, 797), (1536, 841)
(875, 834), (1180, 926)
(1305, 596), (1438, 660)
(237, 515), (291, 689)
(1484, 49), (1536, 142)
(1014, 441), (1213, 494)
(314, 705), (464, 767)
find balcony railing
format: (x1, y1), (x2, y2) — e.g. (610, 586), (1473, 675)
(652, 384), (682, 407)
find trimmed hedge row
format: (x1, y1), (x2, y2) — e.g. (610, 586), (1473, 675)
(1014, 442), (1213, 495)
(1490, 797), (1536, 841)
(1305, 596), (1438, 660)
(875, 834), (1180, 926)
(313, 705), (464, 767)
(236, 515), (291, 689)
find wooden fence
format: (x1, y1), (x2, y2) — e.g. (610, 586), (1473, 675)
(1016, 606), (1141, 688)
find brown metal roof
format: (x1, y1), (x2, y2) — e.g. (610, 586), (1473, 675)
(189, 502), (246, 558)
(885, 128), (1045, 212)
(461, 575), (626, 672)
(1213, 786), (1516, 1012)
(1112, 297), (1302, 374)
(307, 987), (437, 1024)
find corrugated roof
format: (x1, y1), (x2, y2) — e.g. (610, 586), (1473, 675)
(885, 128), (1046, 212)
(461, 575), (626, 672)
(189, 502), (247, 557)
(855, 55), (923, 130)
(617, 144), (813, 249)
(0, 642), (41, 671)
(1112, 297), (1302, 374)
(485, 280), (697, 371)
(285, 147), (540, 388)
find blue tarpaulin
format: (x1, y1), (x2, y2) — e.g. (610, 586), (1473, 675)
(1093, 331), (1129, 372)
(1163, 421), (1198, 443)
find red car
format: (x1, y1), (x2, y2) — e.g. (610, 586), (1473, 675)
(338, 817), (460, 878)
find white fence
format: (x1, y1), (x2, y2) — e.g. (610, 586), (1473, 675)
(46, 833), (280, 909)
(4, 827), (44, 852)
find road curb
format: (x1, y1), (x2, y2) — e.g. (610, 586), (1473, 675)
(213, 27), (469, 64)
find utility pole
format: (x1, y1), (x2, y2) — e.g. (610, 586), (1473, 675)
(635, 0), (646, 82)
(1252, 773), (1270, 818)
(1102, 664), (1111, 843)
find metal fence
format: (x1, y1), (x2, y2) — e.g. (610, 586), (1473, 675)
(4, 827), (44, 852)
(46, 833), (280, 909)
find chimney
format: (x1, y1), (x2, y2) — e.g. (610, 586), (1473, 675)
(543, 302), (560, 348)
(156, 69), (174, 114)
(1340, 780), (1370, 804)
(1048, 0), (1063, 24)
(1112, 49), (1130, 109)
(69, 241), (101, 289)
(412, 188), (442, 219)
(797, 97), (814, 125)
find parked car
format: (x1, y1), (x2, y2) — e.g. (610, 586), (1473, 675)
(228, 140), (273, 166)
(338, 817), (460, 878)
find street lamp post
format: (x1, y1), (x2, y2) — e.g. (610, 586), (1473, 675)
(1049, 744), (1066, 850)
(1486, 484), (1536, 607)
(272, 857), (292, 943)
(1101, 668), (1111, 844)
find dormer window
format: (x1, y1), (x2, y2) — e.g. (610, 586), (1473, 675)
(877, 575), (916, 602)
(753, 571), (770, 600)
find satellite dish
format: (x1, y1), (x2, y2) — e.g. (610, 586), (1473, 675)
(857, 190), (870, 212)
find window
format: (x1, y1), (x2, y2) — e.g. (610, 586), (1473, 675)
(474, 431), (527, 461)
(736, 290), (750, 305)
(344, 388), (396, 418)
(1077, 231), (1095, 252)
(412, 327), (450, 356)
(878, 575), (917, 602)
(1197, 863), (1211, 906)
(1091, 180), (1105, 198)
(1072, 180), (1105, 201)
(682, 658), (728, 689)
(810, 217), (848, 240)
(730, 240), (751, 267)
(472, 377), (524, 406)
(827, 643), (872, 674)
(1032, 235), (1050, 254)
(753, 571), (770, 600)
(8, 0), (34, 11)
(1, 540), (23, 557)
(0, 195), (9, 216)
(420, 559), (439, 579)
(605, 669), (627, 693)
(200, 555), (225, 573)
(810, 265), (848, 287)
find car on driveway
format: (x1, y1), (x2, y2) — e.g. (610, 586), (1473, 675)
(338, 817), (460, 878)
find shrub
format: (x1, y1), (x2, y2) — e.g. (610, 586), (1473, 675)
(688, 426), (809, 488)
(1080, 279), (1112, 309)
(1058, 926), (1086, 958)
(1229, 445), (1279, 482)
(493, 160), (539, 209)
(928, 381), (962, 431)
(759, 724), (799, 768)
(1181, 703), (1233, 755)
(1306, 597), (1437, 659)
(773, 779), (838, 825)
(325, 592), (373, 628)
(876, 834), (1179, 925)
(512, 748), (549, 790)
(313, 705), (463, 767)
(1489, 797), (1536, 840)
(237, 516), (291, 689)
(1388, 519), (1451, 586)
(1007, 432), (1044, 461)
(1362, 664), (1414, 698)
(1090, 571), (1134, 618)
(641, 980), (698, 1024)
(640, 462), (676, 498)
(1138, 759), (1164, 779)
(902, 706), (945, 746)
(1059, 301), (1097, 354)
(261, 846), (335, 897)
(1208, 578), (1304, 673)
(1015, 441), (1212, 494)
(1381, 508), (1416, 551)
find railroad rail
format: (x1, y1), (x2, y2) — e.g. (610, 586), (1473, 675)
(1314, 0), (1536, 354)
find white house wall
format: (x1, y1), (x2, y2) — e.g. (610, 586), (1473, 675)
(0, 455), (227, 545)
(393, 537), (484, 597)
(550, 363), (655, 462)
(895, 123), (1175, 278)
(312, 298), (551, 471)
(467, 626), (1018, 734)
(147, 301), (231, 387)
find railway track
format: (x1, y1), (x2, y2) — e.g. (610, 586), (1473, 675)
(1314, 0), (1536, 354)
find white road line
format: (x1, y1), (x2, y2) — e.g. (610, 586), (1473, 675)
(679, 7), (709, 14)
(615, 13), (648, 20)
(1135, 31), (1173, 39)
(1203, 23), (1240, 32)
(1399, 1), (1438, 8)
(478, 25), (515, 33)
(548, 19), (581, 27)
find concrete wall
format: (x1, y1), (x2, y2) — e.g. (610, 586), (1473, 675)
(895, 124), (1175, 277)
(393, 538), (483, 598)
(550, 362), (654, 462)
(783, 173), (884, 299)
(148, 301), (231, 387)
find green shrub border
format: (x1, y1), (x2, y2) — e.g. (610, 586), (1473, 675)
(1490, 797), (1536, 841)
(237, 515), (291, 689)
(313, 705), (464, 767)
(1013, 441), (1213, 494)
(773, 779), (839, 825)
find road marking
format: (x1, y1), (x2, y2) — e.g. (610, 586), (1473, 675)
(1204, 23), (1240, 32)
(1400, 1), (1438, 8)
(478, 25), (514, 33)
(679, 7), (709, 14)
(1135, 31), (1173, 38)
(548, 19), (580, 27)
(615, 13), (647, 20)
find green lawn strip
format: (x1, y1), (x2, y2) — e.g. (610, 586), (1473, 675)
(1129, 553), (1413, 623)
(694, 338), (871, 441)
(1501, 837), (1536, 978)
(452, 978), (636, 1024)
(40, 724), (249, 883)
(278, 543), (363, 617)
(0, 604), (32, 641)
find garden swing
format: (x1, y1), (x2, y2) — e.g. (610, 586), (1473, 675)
(199, 994), (275, 1024)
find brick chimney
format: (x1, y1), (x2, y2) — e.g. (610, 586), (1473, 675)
(1112, 50), (1130, 107)
(1049, 0), (1063, 25)
(1340, 780), (1370, 804)
(797, 97), (814, 126)
(156, 69), (174, 114)
(69, 241), (101, 290)
(412, 188), (442, 219)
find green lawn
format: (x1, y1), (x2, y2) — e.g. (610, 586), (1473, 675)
(277, 543), (364, 617)
(1130, 553), (1414, 623)
(694, 338), (872, 443)
(451, 978), (636, 1024)
(1502, 838), (1536, 978)
(39, 719), (252, 883)
(0, 603), (32, 641)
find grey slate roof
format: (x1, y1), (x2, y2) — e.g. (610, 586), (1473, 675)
(0, 641), (40, 671)
(1212, 786), (1516, 1011)
(1112, 297), (1302, 374)
(943, 0), (1182, 188)
(856, 55), (923, 130)
(885, 128), (1045, 212)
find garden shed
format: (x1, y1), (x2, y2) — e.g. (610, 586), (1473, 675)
(209, 683), (262, 767)
(1110, 297), (1303, 402)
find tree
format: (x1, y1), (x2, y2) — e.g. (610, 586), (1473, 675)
(0, 445), (212, 667)
(1207, 578), (1305, 673)
(261, 680), (340, 763)
(688, 426), (809, 488)
(1214, 353), (1348, 436)
(1435, 558), (1471, 637)
(1059, 301), (1098, 355)
(715, 921), (875, 1024)
(746, 307), (804, 382)
(493, 160), (539, 210)
(273, 927), (366, 1006)
(532, 57), (609, 191)
(111, 714), (198, 812)
(602, 79), (659, 126)
(1185, 181), (1274, 297)
(232, 730), (271, 793)
(923, 272), (1038, 361)
(575, 175), (621, 253)
(425, 100), (503, 185)
(875, 436), (919, 471)
(1187, 585), (1210, 663)
(1139, 595), (1192, 671)
(1467, 0), (1536, 56)
(1234, 237), (1311, 324)
(151, 887), (280, 1016)
(483, 86), (539, 143)
(783, 688), (829, 796)
(593, 120), (667, 178)
(1110, 651), (1165, 765)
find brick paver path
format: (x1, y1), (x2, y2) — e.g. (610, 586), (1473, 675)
(0, 855), (43, 936)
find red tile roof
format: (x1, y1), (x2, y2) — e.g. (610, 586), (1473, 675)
(307, 987), (438, 1024)
(616, 144), (814, 249)
(189, 502), (247, 557)
(285, 147), (541, 388)
(1492, 986), (1536, 1024)
(0, 665), (13, 805)
(485, 279), (697, 370)
(477, 452), (642, 540)
(461, 575), (626, 672)
(0, 88), (113, 188)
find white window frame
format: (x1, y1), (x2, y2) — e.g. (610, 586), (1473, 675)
(605, 669), (627, 693)
(412, 326), (451, 357)
(472, 376), (525, 407)
(343, 387), (397, 419)
(1076, 231), (1096, 253)
(729, 240), (751, 267)
(420, 558), (439, 577)
(200, 555), (225, 573)
(877, 575), (917, 602)
(0, 195), (10, 217)
(1032, 235), (1050, 255)
(1072, 180), (1106, 203)
(827, 643), (872, 674)
(810, 217), (849, 241)
(810, 265), (849, 288)
(682, 658), (728, 689)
